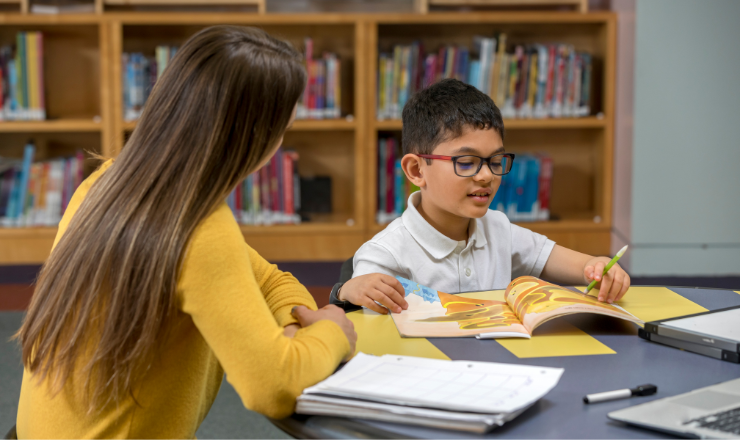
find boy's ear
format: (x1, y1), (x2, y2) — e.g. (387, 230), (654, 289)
(401, 154), (426, 188)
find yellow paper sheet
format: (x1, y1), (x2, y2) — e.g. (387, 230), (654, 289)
(457, 289), (615, 358)
(616, 286), (707, 322)
(347, 309), (449, 360)
(736, 291), (740, 296)
(497, 320), (616, 358)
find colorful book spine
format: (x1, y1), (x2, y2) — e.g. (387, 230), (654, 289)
(0, 148), (85, 227)
(376, 135), (418, 224)
(376, 37), (593, 120)
(227, 150), (301, 226)
(490, 153), (553, 222)
(0, 32), (45, 121)
(294, 38), (342, 120)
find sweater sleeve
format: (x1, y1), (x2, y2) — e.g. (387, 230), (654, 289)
(178, 204), (350, 419)
(246, 245), (321, 327)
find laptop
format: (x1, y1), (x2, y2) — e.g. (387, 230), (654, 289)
(608, 378), (740, 438)
(638, 306), (740, 363)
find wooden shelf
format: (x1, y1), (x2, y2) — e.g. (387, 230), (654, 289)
(123, 118), (356, 132)
(0, 12), (615, 263)
(374, 116), (606, 131)
(0, 118), (102, 132)
(105, 0), (261, 4)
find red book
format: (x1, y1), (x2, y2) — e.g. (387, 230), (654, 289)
(270, 156), (279, 212)
(283, 151), (297, 216)
(385, 138), (395, 214)
(537, 154), (553, 221)
(61, 158), (70, 212)
(545, 45), (556, 111)
(436, 46), (446, 83)
(555, 45), (567, 112)
(75, 151), (84, 189)
(306, 60), (315, 116)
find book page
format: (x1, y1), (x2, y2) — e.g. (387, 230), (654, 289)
(505, 276), (643, 334)
(390, 277), (529, 338)
(303, 353), (564, 414)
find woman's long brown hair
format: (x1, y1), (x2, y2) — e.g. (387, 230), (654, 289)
(16, 25), (306, 409)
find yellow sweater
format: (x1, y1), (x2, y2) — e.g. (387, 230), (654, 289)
(16, 160), (350, 438)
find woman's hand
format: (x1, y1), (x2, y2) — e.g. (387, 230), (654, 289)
(291, 305), (357, 359)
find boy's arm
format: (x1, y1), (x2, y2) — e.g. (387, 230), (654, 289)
(339, 242), (408, 314)
(540, 244), (631, 303)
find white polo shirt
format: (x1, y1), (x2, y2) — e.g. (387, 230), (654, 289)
(353, 192), (556, 293)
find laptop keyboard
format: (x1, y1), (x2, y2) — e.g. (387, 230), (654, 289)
(685, 407), (740, 434)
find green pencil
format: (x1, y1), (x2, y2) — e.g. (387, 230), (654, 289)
(584, 245), (628, 294)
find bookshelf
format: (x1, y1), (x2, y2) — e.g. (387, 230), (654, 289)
(0, 11), (615, 264)
(366, 13), (615, 257)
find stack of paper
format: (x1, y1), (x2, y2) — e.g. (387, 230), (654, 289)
(296, 353), (564, 433)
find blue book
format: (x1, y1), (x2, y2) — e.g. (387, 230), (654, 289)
(14, 142), (35, 225)
(457, 46), (469, 84)
(490, 177), (506, 213)
(17, 33), (28, 113)
(6, 170), (21, 223)
(505, 157), (527, 221)
(394, 159), (404, 214)
(378, 139), (386, 214)
(519, 156), (541, 221)
(468, 60), (480, 89)
(7, 59), (18, 112)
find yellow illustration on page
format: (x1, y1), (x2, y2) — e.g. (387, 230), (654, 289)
(416, 291), (521, 330)
(507, 276), (621, 317)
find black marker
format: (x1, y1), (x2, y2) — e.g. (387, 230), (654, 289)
(583, 384), (657, 404)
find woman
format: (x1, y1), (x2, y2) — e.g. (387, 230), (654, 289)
(15, 25), (356, 438)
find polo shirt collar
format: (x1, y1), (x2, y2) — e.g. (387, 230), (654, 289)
(402, 192), (487, 259)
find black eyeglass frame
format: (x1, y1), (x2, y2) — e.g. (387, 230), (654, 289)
(417, 153), (516, 177)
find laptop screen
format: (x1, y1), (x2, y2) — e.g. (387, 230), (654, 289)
(663, 308), (740, 341)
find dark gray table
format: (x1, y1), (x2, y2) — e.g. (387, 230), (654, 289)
(272, 287), (740, 438)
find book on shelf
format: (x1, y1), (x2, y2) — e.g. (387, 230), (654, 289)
(490, 153), (552, 222)
(391, 275), (642, 339)
(122, 46), (178, 122)
(296, 38), (342, 120)
(0, 32), (46, 122)
(376, 35), (592, 120)
(0, 142), (84, 228)
(296, 352), (563, 434)
(227, 148), (301, 226)
(376, 136), (419, 224)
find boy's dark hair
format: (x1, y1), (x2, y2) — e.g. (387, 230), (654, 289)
(401, 78), (504, 156)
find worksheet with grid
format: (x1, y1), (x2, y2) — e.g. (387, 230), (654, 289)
(304, 353), (563, 414)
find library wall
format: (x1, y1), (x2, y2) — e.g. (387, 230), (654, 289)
(631, 0), (740, 275)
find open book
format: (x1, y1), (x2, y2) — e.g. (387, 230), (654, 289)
(391, 276), (643, 339)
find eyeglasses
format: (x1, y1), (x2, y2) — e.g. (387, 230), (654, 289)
(417, 153), (516, 177)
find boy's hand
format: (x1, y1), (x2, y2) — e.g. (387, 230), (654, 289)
(583, 257), (631, 303)
(339, 274), (408, 314)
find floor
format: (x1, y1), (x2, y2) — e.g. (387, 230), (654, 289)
(1, 262), (738, 438)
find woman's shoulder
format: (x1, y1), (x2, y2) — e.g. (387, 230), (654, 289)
(185, 203), (246, 263)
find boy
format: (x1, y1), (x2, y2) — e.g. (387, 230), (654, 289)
(331, 79), (630, 314)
